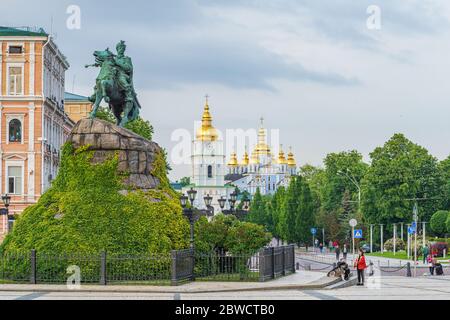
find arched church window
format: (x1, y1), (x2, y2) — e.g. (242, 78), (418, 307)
(9, 119), (22, 143)
(207, 165), (213, 178)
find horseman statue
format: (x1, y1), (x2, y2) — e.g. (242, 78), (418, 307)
(85, 40), (141, 127)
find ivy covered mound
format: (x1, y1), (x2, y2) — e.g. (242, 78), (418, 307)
(0, 125), (189, 256)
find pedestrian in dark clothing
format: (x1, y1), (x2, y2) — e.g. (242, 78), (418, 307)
(335, 245), (341, 261)
(423, 245), (429, 265)
(343, 244), (348, 260)
(354, 248), (367, 286)
(319, 243), (324, 253)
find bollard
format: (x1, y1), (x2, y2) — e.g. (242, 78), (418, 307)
(369, 261), (374, 277)
(296, 262), (300, 271)
(406, 262), (412, 277)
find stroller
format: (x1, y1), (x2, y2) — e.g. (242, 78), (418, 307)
(327, 259), (351, 281)
(435, 263), (444, 276)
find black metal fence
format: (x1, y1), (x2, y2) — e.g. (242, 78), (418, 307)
(0, 245), (295, 286)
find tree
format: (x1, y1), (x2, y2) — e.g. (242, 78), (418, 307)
(439, 155), (450, 210)
(195, 214), (271, 254)
(246, 188), (267, 227)
(271, 187), (286, 242)
(283, 177), (301, 243)
(362, 134), (445, 225)
(447, 214), (450, 234)
(294, 177), (316, 247)
(179, 177), (191, 187)
(430, 210), (449, 237)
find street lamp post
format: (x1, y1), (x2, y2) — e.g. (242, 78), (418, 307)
(380, 224), (384, 254)
(370, 224), (374, 253)
(393, 224), (397, 256)
(1, 194), (11, 234)
(180, 194), (195, 250)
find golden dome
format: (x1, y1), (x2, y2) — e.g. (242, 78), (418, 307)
(287, 147), (296, 167)
(250, 149), (259, 164)
(228, 151), (238, 167)
(240, 150), (249, 166)
(277, 145), (287, 165)
(196, 97), (219, 141)
(254, 117), (272, 156)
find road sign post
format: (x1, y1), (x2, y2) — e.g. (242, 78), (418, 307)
(310, 228), (317, 253)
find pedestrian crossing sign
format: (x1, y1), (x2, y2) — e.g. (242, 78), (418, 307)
(354, 229), (363, 239)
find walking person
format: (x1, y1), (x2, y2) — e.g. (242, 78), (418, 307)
(335, 245), (341, 261)
(422, 244), (429, 265)
(354, 248), (367, 286)
(343, 244), (348, 261)
(427, 254), (435, 276)
(319, 242), (324, 254)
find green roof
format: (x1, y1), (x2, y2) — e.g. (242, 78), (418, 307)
(0, 26), (48, 37)
(65, 92), (90, 102)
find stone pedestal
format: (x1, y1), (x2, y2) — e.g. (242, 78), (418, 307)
(67, 118), (162, 190)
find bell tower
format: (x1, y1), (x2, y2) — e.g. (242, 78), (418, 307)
(191, 96), (225, 187)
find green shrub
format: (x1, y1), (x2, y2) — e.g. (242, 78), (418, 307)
(447, 214), (450, 234)
(430, 210), (449, 236)
(383, 238), (406, 251)
(0, 143), (189, 257)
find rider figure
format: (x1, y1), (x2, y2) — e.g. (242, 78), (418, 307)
(114, 40), (135, 104)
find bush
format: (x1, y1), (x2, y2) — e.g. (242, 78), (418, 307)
(447, 214), (450, 234)
(0, 143), (189, 257)
(384, 238), (406, 252)
(430, 242), (448, 257)
(430, 210), (450, 236)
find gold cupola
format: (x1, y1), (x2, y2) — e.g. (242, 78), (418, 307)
(228, 151), (239, 167)
(287, 147), (297, 167)
(254, 117), (272, 156)
(240, 150), (250, 166)
(277, 145), (287, 165)
(250, 149), (259, 164)
(196, 96), (219, 141)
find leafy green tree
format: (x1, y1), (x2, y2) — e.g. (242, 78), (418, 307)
(271, 187), (286, 242)
(225, 221), (272, 254)
(361, 134), (445, 225)
(283, 177), (301, 243)
(246, 188), (267, 227)
(294, 177), (316, 247)
(322, 150), (368, 212)
(430, 210), (449, 236)
(439, 155), (450, 210)
(447, 214), (450, 234)
(195, 214), (271, 254)
(179, 177), (191, 187)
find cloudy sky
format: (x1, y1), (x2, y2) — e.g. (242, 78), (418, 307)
(1, 0), (449, 180)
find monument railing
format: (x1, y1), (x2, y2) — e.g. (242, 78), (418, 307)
(0, 245), (296, 286)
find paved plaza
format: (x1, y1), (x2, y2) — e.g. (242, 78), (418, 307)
(0, 276), (448, 300)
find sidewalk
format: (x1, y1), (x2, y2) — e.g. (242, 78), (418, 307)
(0, 271), (340, 294)
(297, 250), (450, 267)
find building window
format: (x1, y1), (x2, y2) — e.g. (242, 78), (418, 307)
(8, 66), (23, 95)
(7, 166), (22, 195)
(207, 165), (213, 178)
(8, 119), (22, 143)
(8, 45), (23, 54)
